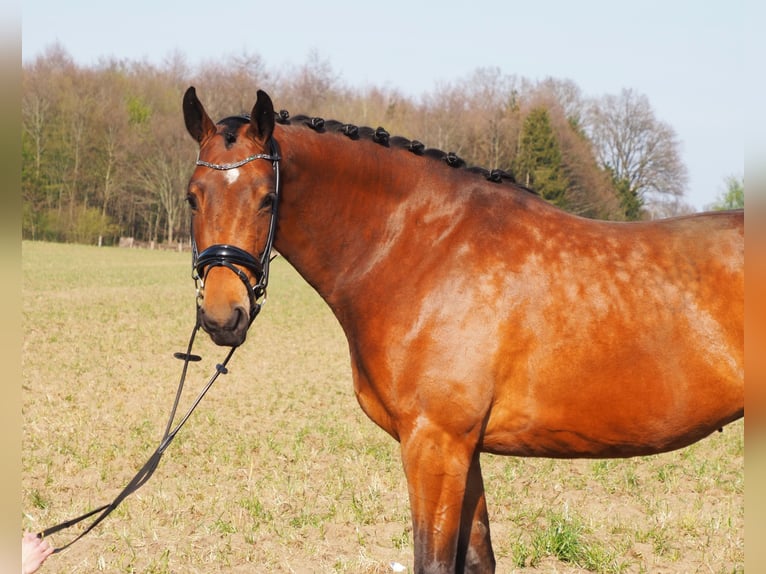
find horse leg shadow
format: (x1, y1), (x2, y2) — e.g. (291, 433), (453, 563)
(457, 451), (495, 573)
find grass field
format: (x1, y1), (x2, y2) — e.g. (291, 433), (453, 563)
(22, 241), (743, 573)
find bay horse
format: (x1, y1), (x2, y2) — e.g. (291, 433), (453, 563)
(182, 87), (743, 573)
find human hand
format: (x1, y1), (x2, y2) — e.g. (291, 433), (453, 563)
(22, 532), (54, 574)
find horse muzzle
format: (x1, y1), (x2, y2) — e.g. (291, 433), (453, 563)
(197, 301), (251, 347)
(193, 244), (265, 347)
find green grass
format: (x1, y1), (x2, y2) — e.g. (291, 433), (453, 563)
(22, 241), (743, 573)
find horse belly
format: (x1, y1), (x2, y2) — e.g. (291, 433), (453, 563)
(480, 331), (743, 459)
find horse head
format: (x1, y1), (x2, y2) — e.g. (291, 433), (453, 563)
(183, 87), (279, 347)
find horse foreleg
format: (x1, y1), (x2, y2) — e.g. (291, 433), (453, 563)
(457, 452), (495, 573)
(400, 422), (490, 574)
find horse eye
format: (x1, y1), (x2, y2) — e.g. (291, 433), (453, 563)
(259, 193), (276, 210)
(186, 193), (198, 210)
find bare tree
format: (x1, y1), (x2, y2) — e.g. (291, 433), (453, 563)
(194, 50), (270, 117)
(460, 67), (521, 170)
(535, 77), (586, 128)
(282, 49), (342, 115)
(585, 88), (688, 211)
(134, 111), (193, 245)
(418, 82), (472, 156)
(136, 154), (189, 245)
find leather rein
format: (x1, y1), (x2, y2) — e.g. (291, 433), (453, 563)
(36, 139), (281, 552)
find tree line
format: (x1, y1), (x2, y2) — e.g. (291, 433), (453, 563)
(22, 44), (694, 247)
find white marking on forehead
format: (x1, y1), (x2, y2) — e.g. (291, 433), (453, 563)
(224, 168), (240, 185)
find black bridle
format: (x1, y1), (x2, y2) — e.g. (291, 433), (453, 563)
(192, 137), (282, 324)
(35, 139), (281, 551)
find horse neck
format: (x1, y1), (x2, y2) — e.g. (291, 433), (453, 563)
(272, 124), (452, 304)
(270, 124), (560, 326)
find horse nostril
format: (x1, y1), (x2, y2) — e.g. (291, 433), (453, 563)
(227, 305), (249, 331)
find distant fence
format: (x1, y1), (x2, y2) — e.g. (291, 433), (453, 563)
(118, 237), (192, 252)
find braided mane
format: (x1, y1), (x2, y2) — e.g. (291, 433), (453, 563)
(273, 111), (537, 194)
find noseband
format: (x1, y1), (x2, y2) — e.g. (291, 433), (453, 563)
(192, 138), (281, 325)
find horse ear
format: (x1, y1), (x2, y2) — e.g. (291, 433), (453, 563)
(248, 89), (275, 143)
(183, 86), (216, 144)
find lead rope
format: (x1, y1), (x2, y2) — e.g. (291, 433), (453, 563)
(37, 137), (281, 552)
(36, 321), (238, 552)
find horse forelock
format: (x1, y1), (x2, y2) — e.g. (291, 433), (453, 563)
(216, 115), (251, 149)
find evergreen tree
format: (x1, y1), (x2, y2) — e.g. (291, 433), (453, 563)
(605, 166), (643, 220)
(615, 177), (643, 220)
(513, 107), (569, 207)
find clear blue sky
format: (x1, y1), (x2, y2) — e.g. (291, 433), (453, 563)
(22, 0), (744, 211)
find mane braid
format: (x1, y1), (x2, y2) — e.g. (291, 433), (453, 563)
(273, 110), (537, 195)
